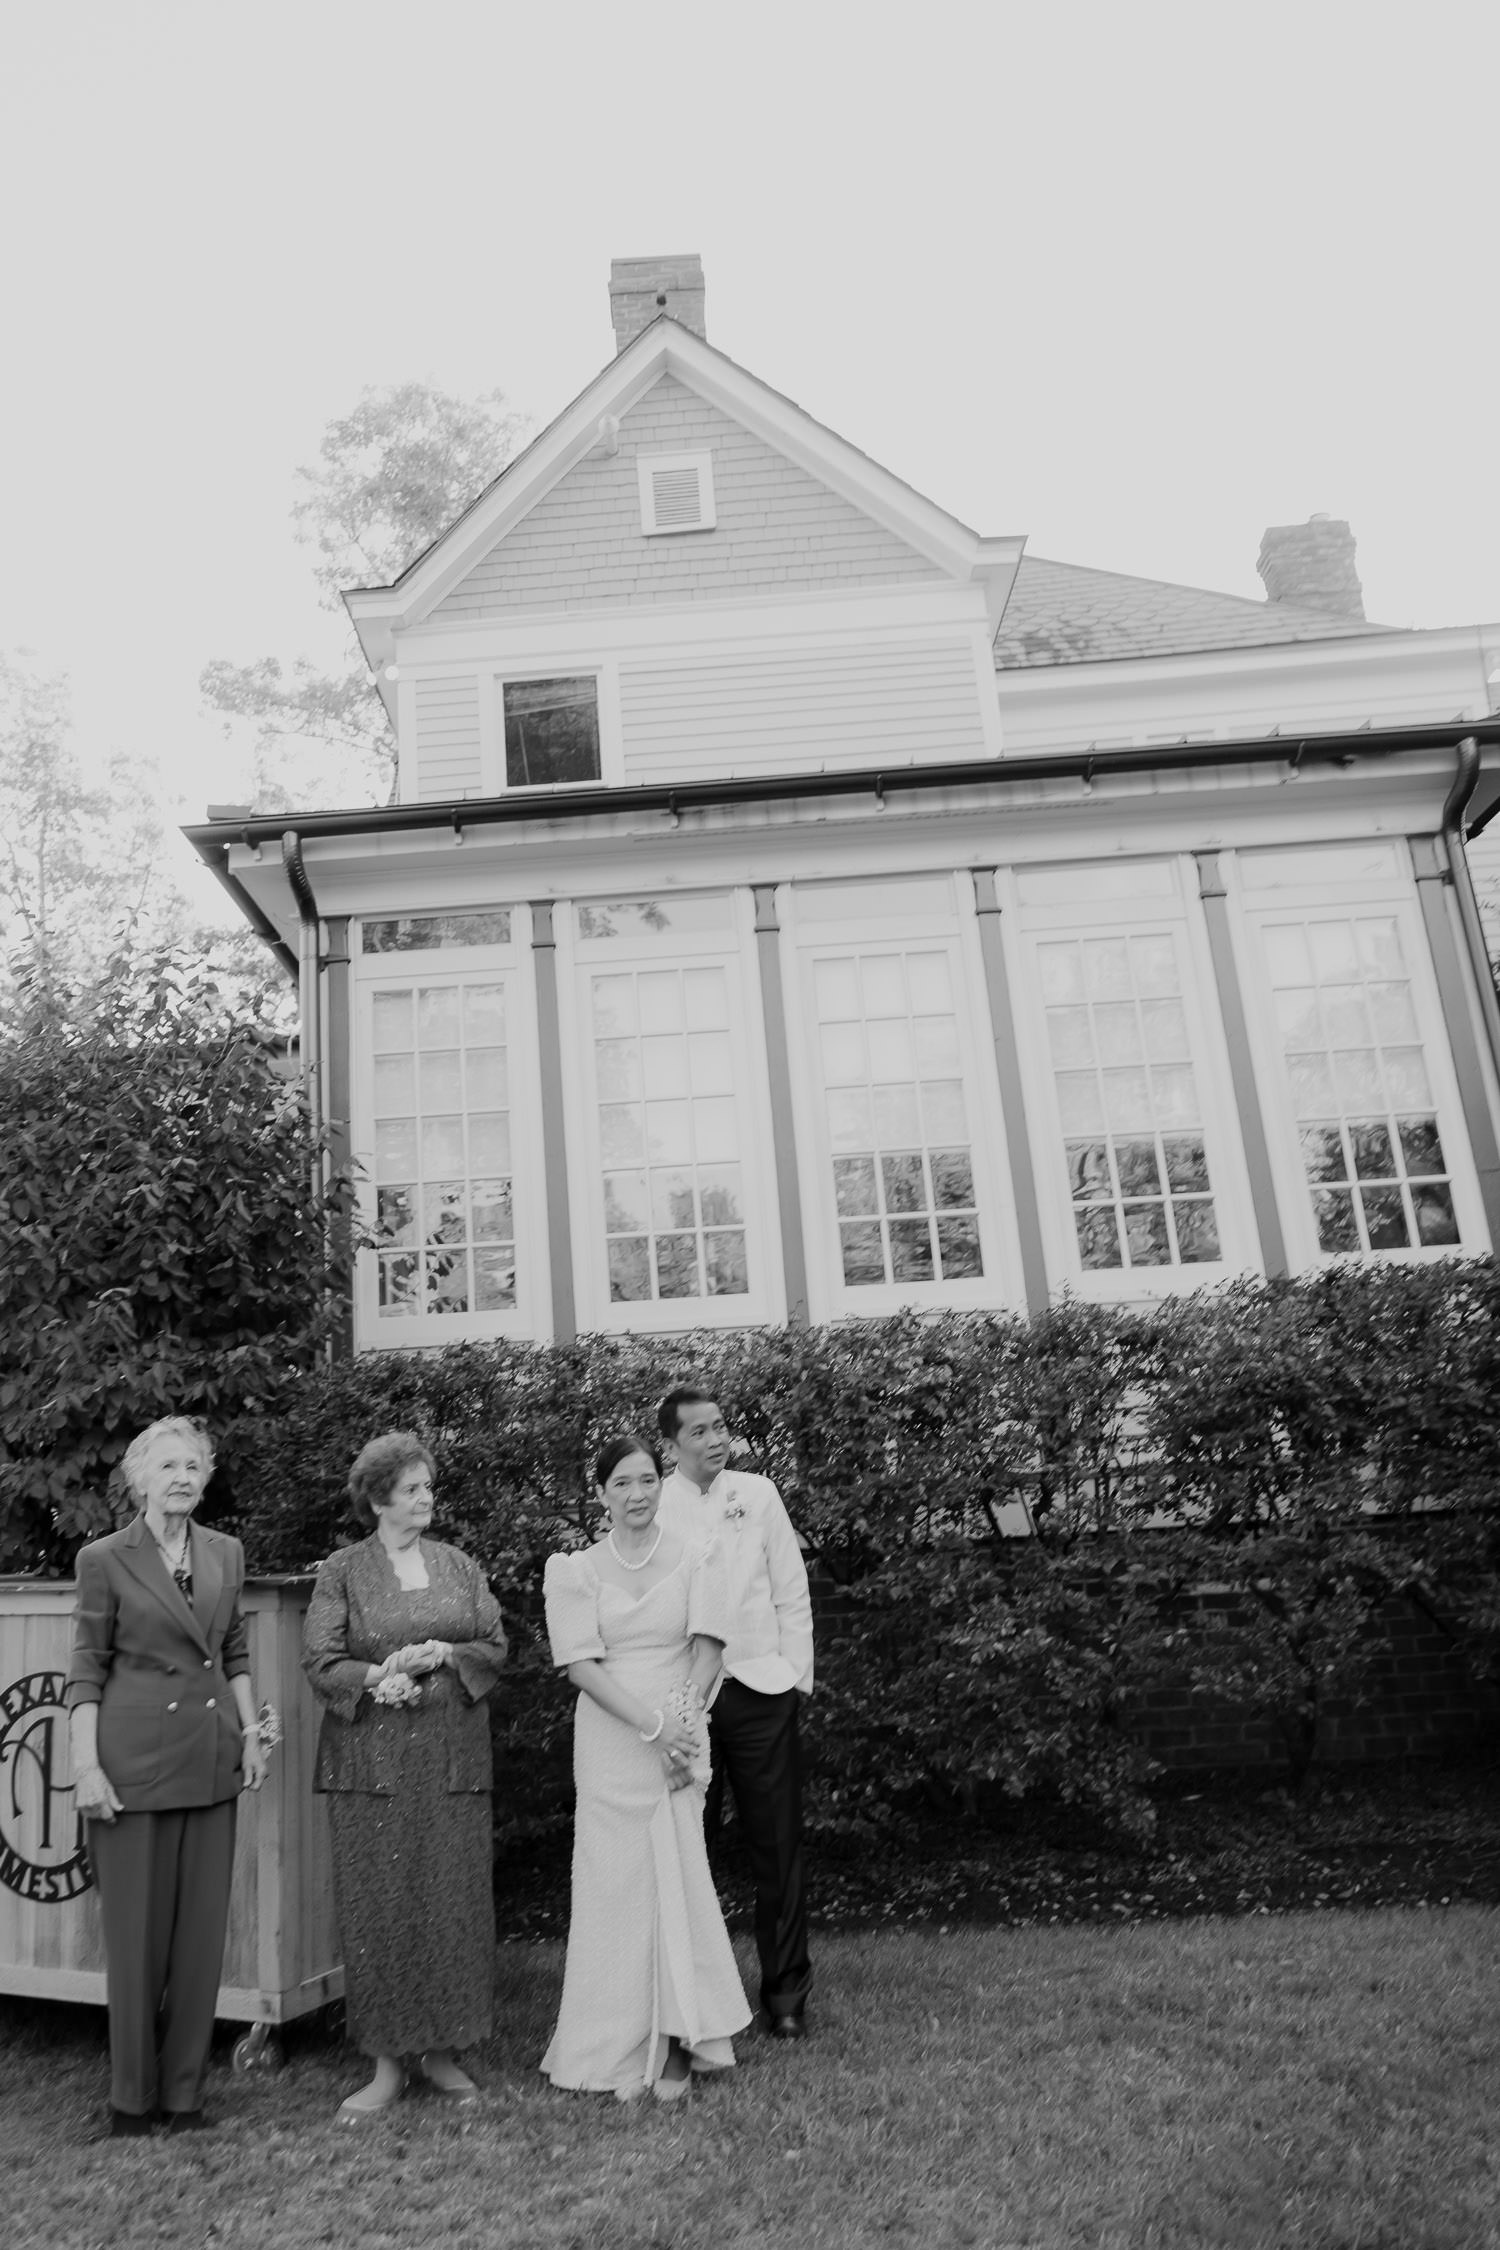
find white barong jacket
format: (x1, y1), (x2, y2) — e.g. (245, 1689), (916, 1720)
(657, 1467), (814, 1699)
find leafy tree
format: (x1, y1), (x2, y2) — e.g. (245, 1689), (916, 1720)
(0, 649), (267, 1004)
(0, 653), (164, 983)
(200, 382), (528, 811)
(0, 945), (355, 1573)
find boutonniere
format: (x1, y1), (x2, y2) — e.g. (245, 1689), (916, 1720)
(722, 1494), (747, 1525)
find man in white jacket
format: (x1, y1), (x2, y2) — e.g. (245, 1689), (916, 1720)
(655, 1385), (813, 2038)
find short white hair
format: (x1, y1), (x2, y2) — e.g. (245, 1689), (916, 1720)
(120, 1417), (215, 1498)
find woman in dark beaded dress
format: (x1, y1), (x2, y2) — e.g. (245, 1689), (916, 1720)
(303, 1433), (507, 2121)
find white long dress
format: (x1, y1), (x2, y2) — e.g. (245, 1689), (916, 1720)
(540, 1539), (752, 2095)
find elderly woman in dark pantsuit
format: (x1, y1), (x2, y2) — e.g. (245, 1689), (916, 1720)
(302, 1432), (507, 2122)
(66, 1416), (268, 2137)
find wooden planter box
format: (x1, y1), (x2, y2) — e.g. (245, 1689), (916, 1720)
(0, 1575), (341, 2039)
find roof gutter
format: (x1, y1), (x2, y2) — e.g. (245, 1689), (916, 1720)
(184, 717), (1500, 856)
(194, 831), (300, 979)
(1441, 738), (1500, 1090)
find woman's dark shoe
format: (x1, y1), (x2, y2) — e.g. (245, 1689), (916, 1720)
(108, 2108), (157, 2138)
(162, 2110), (209, 2133)
(417, 2052), (480, 2102)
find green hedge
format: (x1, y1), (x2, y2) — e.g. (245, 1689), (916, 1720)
(0, 952), (352, 1572)
(198, 1263), (1500, 1842)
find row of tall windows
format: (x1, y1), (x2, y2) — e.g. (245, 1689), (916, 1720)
(352, 847), (1473, 1339)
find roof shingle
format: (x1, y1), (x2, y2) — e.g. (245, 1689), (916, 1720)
(994, 555), (1401, 670)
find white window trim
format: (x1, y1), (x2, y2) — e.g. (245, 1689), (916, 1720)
(480, 661), (623, 794)
(555, 886), (787, 1334)
(348, 911), (550, 1347)
(1005, 859), (1263, 1302)
(782, 878), (1025, 1323)
(636, 450), (717, 537)
(1228, 845), (1489, 1268)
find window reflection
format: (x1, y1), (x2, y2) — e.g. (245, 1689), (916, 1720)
(371, 981), (515, 1316)
(813, 949), (984, 1287)
(595, 964), (749, 1302)
(1267, 917), (1459, 1254)
(1039, 934), (1220, 1270)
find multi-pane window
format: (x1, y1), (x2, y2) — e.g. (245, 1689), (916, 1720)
(1264, 917), (1460, 1253)
(592, 964), (749, 1302)
(503, 677), (599, 787)
(371, 981), (516, 1316)
(1039, 933), (1221, 1270)
(813, 950), (984, 1287)
(362, 910), (512, 953)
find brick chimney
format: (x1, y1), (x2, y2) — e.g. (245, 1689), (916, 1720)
(1256, 515), (1365, 620)
(609, 254), (706, 353)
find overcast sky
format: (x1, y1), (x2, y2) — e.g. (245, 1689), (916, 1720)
(3, 0), (1497, 913)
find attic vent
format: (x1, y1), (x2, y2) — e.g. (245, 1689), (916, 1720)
(638, 450), (716, 537)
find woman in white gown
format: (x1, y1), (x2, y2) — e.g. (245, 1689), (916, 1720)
(541, 1433), (751, 2101)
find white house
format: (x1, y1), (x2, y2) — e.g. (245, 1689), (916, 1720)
(189, 255), (1500, 1354)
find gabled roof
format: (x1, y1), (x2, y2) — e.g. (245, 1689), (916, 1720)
(993, 554), (1403, 671)
(344, 316), (1024, 682)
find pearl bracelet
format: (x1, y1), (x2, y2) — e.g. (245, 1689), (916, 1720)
(639, 1710), (665, 1743)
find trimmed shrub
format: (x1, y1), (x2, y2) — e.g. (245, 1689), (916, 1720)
(196, 1262), (1500, 1843)
(0, 950), (353, 1571)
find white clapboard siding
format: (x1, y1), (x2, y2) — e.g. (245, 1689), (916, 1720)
(619, 638), (987, 782)
(413, 674), (482, 801)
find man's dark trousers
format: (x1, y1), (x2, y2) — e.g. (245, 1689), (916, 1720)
(705, 1678), (811, 2021)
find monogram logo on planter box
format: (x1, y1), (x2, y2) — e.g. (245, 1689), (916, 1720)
(0, 1671), (94, 1903)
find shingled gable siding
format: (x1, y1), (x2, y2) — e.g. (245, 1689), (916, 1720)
(414, 674), (482, 801)
(618, 636), (988, 783)
(430, 374), (945, 620)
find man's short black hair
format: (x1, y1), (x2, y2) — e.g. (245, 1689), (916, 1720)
(657, 1384), (718, 1442)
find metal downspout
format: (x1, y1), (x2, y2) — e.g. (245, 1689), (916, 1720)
(1440, 739), (1500, 1091)
(282, 831), (322, 1147)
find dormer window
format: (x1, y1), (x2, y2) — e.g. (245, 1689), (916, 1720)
(637, 450), (716, 536)
(503, 676), (601, 787)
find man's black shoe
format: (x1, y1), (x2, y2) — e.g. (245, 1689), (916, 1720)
(108, 2108), (157, 2138)
(162, 2110), (209, 2133)
(766, 2013), (807, 2041)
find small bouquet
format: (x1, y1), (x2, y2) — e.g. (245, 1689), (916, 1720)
(665, 1682), (711, 1790)
(254, 1701), (284, 1753)
(371, 1671), (422, 1709)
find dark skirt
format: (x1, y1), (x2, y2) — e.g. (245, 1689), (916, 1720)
(328, 1767), (494, 2056)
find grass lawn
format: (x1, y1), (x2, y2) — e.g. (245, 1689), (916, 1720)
(4, 1908), (1497, 2250)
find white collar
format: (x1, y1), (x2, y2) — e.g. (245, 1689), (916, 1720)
(671, 1466), (729, 1501)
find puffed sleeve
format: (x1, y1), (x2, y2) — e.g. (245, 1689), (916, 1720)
(543, 1550), (605, 1665)
(301, 1554), (370, 1724)
(64, 1542), (116, 1709)
(685, 1534), (732, 1647)
(442, 1546), (508, 1704)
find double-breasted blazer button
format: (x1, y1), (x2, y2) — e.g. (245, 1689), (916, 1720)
(167, 1701), (179, 1712)
(203, 1659), (212, 1669)
(205, 1698), (216, 1709)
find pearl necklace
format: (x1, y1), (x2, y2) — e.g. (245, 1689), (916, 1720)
(607, 1524), (663, 1572)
